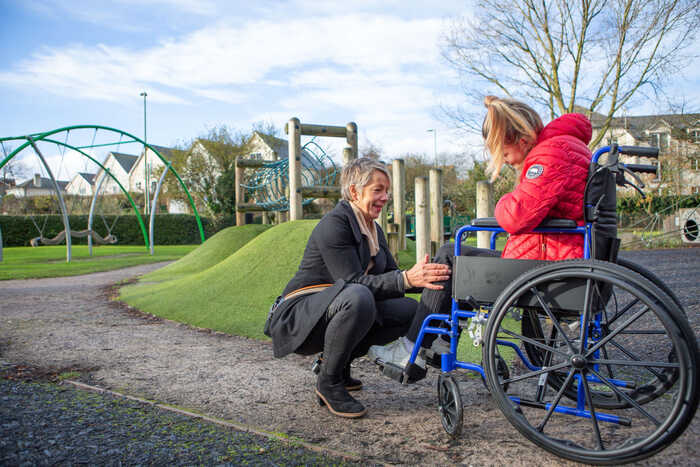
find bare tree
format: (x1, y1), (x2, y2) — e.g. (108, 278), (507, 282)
(443, 0), (700, 146)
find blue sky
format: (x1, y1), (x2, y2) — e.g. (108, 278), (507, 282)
(1, 0), (698, 182)
(0, 0), (473, 180)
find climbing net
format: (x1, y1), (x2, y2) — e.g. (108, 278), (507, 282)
(241, 139), (338, 211)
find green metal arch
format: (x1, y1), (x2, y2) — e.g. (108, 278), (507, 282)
(0, 124), (205, 245)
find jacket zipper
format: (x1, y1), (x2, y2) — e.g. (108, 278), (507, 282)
(540, 234), (547, 260)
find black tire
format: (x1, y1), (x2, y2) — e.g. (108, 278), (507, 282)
(437, 374), (463, 437)
(483, 260), (698, 465)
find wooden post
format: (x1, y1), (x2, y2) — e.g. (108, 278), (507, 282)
(392, 159), (406, 250)
(235, 162), (246, 226)
(346, 122), (358, 158)
(342, 147), (354, 166)
(287, 117), (302, 220)
(387, 223), (399, 264)
(262, 212), (270, 224)
(476, 180), (494, 248)
(429, 168), (443, 256)
(379, 204), (388, 233)
(415, 176), (430, 263)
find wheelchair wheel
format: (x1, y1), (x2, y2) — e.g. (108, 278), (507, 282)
(483, 260), (698, 465)
(437, 374), (463, 437)
(520, 258), (687, 409)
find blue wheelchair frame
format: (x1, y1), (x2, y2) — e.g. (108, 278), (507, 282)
(406, 145), (653, 426)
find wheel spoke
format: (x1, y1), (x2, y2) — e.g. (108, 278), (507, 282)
(591, 359), (679, 369)
(498, 328), (569, 359)
(585, 307), (649, 357)
(606, 339), (668, 381)
(536, 368), (576, 432)
(578, 278), (595, 354)
(581, 372), (605, 450)
(502, 361), (570, 385)
(589, 368), (661, 426)
(530, 287), (577, 353)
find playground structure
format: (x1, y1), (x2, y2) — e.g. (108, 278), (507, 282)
(235, 118), (451, 263)
(0, 125), (205, 262)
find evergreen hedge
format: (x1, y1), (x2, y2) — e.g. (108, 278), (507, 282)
(617, 193), (700, 216)
(0, 214), (238, 247)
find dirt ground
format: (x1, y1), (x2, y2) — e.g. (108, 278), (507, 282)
(0, 250), (698, 466)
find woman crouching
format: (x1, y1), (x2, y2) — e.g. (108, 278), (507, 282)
(265, 158), (450, 418)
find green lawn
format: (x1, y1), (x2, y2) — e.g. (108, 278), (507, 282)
(0, 244), (198, 280)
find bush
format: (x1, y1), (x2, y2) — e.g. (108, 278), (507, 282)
(0, 214), (229, 247)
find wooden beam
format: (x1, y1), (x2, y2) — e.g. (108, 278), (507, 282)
(235, 158), (267, 168)
(300, 185), (341, 198)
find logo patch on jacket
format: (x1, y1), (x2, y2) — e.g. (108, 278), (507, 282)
(526, 164), (544, 179)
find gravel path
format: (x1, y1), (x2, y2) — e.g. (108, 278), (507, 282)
(1, 250), (698, 466)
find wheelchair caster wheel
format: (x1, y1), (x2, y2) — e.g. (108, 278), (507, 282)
(437, 374), (463, 437)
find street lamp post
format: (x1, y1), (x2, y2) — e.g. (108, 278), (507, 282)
(427, 129), (437, 166)
(140, 91), (148, 215)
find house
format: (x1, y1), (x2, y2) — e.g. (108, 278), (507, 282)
(6, 174), (68, 197)
(589, 111), (700, 194)
(247, 131), (289, 161)
(65, 172), (96, 196)
(129, 145), (174, 194)
(0, 177), (15, 196)
(94, 151), (138, 195)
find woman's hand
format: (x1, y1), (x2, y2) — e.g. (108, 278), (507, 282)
(406, 254), (451, 290)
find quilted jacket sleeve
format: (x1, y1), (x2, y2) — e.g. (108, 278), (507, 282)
(495, 143), (569, 235)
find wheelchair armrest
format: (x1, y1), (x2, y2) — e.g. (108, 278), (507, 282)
(470, 217), (578, 229)
(471, 217), (500, 227)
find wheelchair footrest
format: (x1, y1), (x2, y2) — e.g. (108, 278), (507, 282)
(381, 362), (427, 384)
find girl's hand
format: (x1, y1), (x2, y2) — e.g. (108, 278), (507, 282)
(406, 254), (451, 290)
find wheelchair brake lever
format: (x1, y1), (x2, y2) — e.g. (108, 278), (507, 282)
(616, 164), (647, 198)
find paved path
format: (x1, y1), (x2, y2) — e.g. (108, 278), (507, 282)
(1, 250), (698, 465)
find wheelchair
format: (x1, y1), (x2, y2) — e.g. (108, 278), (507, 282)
(386, 145), (699, 465)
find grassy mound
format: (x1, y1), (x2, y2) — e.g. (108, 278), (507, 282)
(140, 224), (270, 282)
(120, 220), (318, 340)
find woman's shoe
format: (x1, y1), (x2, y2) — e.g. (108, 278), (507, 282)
(343, 363), (362, 391)
(316, 376), (367, 418)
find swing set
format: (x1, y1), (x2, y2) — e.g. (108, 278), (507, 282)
(0, 125), (205, 262)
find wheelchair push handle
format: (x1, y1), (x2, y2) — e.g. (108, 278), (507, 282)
(618, 146), (660, 159)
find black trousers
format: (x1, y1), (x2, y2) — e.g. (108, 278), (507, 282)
(406, 243), (500, 348)
(296, 283), (417, 379)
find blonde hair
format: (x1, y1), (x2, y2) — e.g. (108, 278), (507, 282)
(482, 95), (543, 180)
(340, 158), (391, 201)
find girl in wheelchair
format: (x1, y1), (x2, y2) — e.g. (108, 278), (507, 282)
(368, 95), (594, 371)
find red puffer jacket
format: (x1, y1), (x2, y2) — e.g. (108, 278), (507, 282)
(495, 113), (592, 260)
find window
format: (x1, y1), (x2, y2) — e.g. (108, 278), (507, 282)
(692, 158), (700, 171)
(79, 187), (86, 195)
(692, 186), (700, 194)
(249, 151), (262, 160)
(136, 182), (142, 190)
(607, 135), (618, 145)
(648, 132), (669, 149)
(652, 160), (661, 181)
(691, 129), (700, 143)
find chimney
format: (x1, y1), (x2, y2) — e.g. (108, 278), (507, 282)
(33, 173), (41, 187)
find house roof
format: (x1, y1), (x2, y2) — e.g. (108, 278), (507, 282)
(16, 176), (69, 191)
(76, 172), (95, 184)
(110, 152), (139, 173)
(252, 131), (289, 159)
(581, 110), (700, 139)
(147, 145), (175, 161)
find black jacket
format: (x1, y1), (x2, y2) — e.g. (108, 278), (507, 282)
(268, 200), (407, 358)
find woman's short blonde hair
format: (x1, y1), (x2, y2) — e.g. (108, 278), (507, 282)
(482, 95), (543, 180)
(340, 158), (391, 201)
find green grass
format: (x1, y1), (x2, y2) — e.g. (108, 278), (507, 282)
(120, 220), (319, 340)
(141, 224), (271, 282)
(0, 244), (198, 280)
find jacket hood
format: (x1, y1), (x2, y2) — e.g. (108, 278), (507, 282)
(537, 113), (592, 146)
